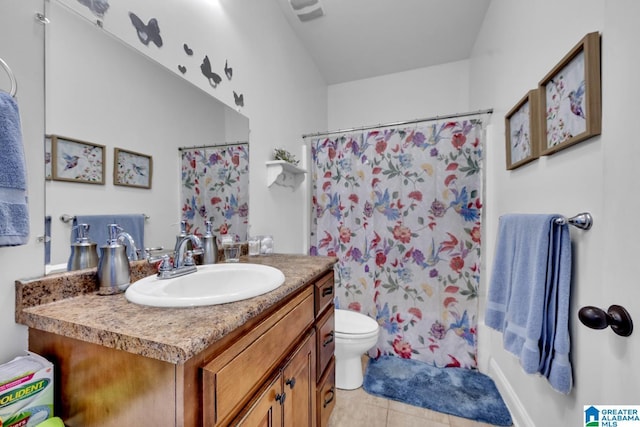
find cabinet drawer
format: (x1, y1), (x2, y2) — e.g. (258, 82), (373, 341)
(315, 306), (334, 382)
(316, 357), (336, 427)
(202, 291), (314, 425)
(314, 272), (334, 316)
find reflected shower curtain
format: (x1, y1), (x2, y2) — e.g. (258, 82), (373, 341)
(310, 121), (484, 368)
(180, 144), (249, 241)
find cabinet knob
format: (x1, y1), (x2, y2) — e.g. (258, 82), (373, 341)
(285, 377), (296, 389)
(275, 392), (286, 405)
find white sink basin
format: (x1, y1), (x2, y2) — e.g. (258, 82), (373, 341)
(125, 263), (285, 307)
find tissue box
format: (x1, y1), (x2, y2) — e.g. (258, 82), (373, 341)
(0, 352), (54, 427)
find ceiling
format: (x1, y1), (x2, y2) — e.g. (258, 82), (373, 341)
(274, 0), (492, 85)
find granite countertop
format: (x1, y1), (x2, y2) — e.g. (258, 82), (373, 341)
(15, 254), (336, 364)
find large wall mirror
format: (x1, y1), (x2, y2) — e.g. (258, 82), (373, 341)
(45, 1), (249, 270)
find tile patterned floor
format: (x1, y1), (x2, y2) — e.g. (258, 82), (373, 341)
(327, 386), (497, 427)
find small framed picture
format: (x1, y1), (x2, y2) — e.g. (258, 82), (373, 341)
(114, 148), (152, 189)
(539, 32), (601, 156)
(51, 135), (105, 184)
(505, 89), (542, 170)
(44, 135), (52, 180)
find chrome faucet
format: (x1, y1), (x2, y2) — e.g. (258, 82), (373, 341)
(118, 231), (139, 261)
(154, 234), (202, 279)
(174, 234), (202, 269)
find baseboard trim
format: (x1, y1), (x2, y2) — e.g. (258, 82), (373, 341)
(488, 357), (535, 427)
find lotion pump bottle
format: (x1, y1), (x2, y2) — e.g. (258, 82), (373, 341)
(97, 224), (131, 295)
(201, 220), (218, 264)
(67, 223), (99, 271)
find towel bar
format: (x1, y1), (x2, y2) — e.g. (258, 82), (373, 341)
(0, 57), (17, 97)
(554, 212), (592, 230)
(60, 214), (150, 223)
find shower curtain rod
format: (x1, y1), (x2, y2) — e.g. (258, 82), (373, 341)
(178, 141), (249, 151)
(301, 108), (493, 139)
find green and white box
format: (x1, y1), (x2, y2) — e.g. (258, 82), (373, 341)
(0, 352), (54, 427)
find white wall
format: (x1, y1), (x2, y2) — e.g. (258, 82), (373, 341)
(0, 0), (326, 361)
(0, 0), (46, 363)
(219, 0), (328, 253)
(328, 60), (470, 130)
(471, 1), (640, 426)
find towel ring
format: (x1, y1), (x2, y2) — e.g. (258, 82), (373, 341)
(0, 57), (17, 97)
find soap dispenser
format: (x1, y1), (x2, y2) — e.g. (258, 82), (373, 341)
(67, 223), (99, 271)
(97, 224), (132, 295)
(201, 220), (218, 264)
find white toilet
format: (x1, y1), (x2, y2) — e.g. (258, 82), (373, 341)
(334, 309), (380, 390)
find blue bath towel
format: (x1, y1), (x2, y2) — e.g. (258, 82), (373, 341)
(73, 214), (145, 260)
(0, 91), (29, 246)
(485, 214), (572, 394)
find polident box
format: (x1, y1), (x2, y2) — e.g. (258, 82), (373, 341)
(0, 352), (54, 427)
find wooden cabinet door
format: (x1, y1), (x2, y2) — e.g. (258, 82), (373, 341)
(234, 375), (284, 427)
(282, 332), (316, 427)
(316, 358), (336, 427)
(315, 307), (334, 382)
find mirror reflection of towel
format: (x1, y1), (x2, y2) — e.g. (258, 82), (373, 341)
(73, 214), (145, 259)
(0, 91), (29, 246)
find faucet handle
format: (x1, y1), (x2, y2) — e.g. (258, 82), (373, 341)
(140, 246), (164, 259)
(155, 254), (173, 272)
(184, 250), (196, 266)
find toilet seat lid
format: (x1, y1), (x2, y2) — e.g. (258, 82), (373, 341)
(335, 309), (379, 335)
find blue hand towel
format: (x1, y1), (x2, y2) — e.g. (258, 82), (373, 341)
(485, 214), (572, 394)
(73, 214), (145, 259)
(0, 91), (29, 246)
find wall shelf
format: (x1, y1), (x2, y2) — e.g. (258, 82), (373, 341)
(266, 160), (307, 189)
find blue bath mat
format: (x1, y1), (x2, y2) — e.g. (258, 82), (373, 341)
(363, 356), (512, 426)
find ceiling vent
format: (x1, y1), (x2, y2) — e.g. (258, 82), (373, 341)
(289, 0), (324, 22)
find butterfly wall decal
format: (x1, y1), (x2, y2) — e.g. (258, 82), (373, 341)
(129, 12), (163, 48)
(234, 91), (244, 108)
(183, 43), (194, 56)
(76, 0), (110, 18)
(200, 56), (222, 88)
(225, 60), (233, 80)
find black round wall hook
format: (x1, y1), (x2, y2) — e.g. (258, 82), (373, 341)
(578, 305), (633, 337)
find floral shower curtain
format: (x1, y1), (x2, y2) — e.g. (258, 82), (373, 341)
(180, 144), (249, 241)
(310, 120), (484, 369)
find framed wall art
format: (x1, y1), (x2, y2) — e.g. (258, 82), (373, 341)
(114, 148), (153, 189)
(44, 135), (52, 180)
(505, 88), (542, 170)
(539, 31), (601, 156)
(51, 135), (105, 184)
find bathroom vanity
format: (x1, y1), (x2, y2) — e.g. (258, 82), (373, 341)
(15, 254), (337, 427)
